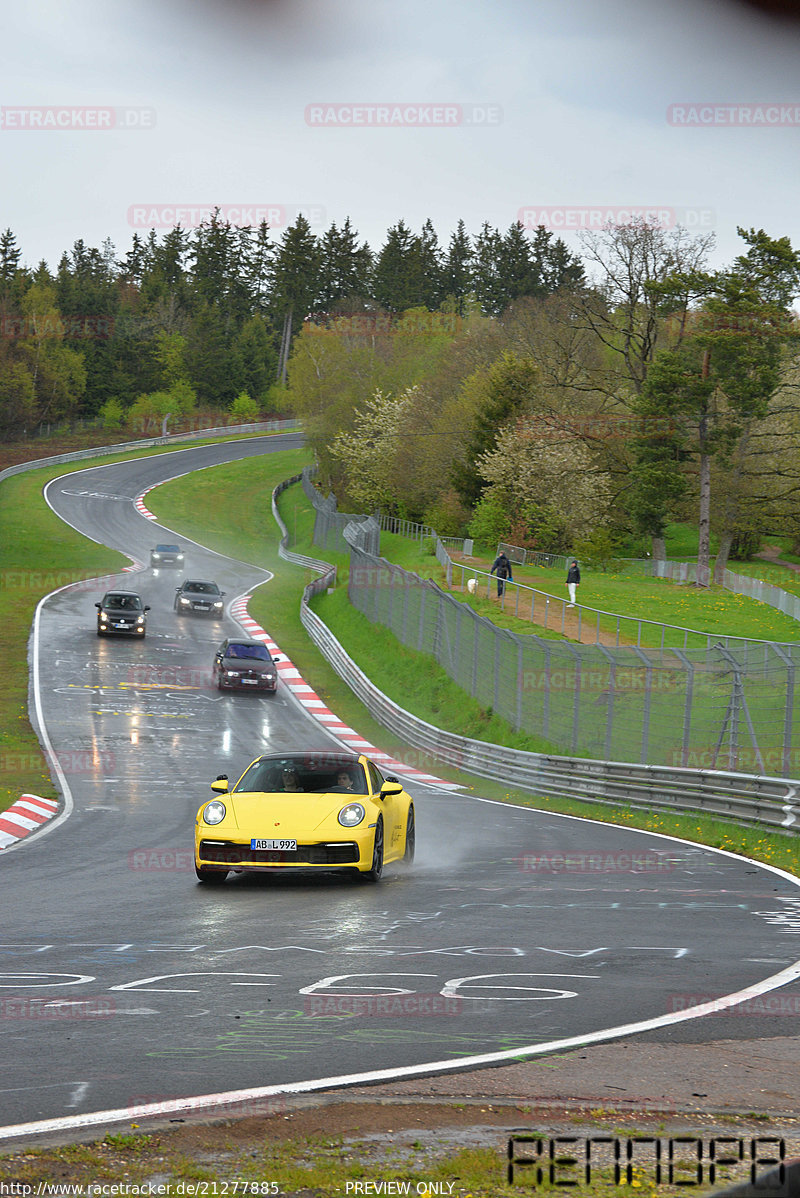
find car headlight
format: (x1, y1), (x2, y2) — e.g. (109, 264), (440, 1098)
(100, 610), (108, 619)
(179, 597), (191, 604)
(137, 615), (145, 624)
(224, 670), (240, 678)
(213, 601), (223, 608)
(177, 554), (184, 560)
(152, 553), (161, 560)
(203, 801), (226, 825)
(338, 802), (365, 827)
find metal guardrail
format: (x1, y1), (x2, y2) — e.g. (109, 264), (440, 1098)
(301, 561), (800, 834)
(0, 419), (300, 485)
(273, 474), (800, 835)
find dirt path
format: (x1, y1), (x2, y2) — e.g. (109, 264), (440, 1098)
(756, 544), (800, 575)
(448, 553), (637, 648)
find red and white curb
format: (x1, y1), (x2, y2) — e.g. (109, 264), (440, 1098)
(0, 795), (60, 850)
(137, 485), (457, 789)
(135, 485), (159, 520)
(229, 596), (458, 790)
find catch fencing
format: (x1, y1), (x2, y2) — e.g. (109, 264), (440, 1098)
(645, 558), (800, 625)
(274, 472), (800, 822)
(298, 472), (800, 779)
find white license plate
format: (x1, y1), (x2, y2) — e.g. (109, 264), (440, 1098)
(251, 839), (297, 851)
(115, 621), (131, 627)
(196, 604), (210, 610)
(241, 678), (258, 685)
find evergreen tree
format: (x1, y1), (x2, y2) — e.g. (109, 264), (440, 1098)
(451, 351), (540, 504)
(372, 220), (421, 313)
(472, 223), (505, 316)
(235, 315), (279, 403)
(271, 214), (322, 336)
(442, 220), (473, 315)
(317, 218), (372, 310)
(530, 226), (585, 293)
(499, 221), (536, 306)
(0, 228), (21, 293)
(417, 218), (444, 309)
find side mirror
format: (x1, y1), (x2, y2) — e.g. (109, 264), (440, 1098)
(95, 602), (101, 609)
(144, 606), (151, 612)
(380, 781), (403, 799)
(211, 776), (229, 793)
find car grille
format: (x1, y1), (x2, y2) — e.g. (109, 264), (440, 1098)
(231, 670), (273, 685)
(199, 839), (360, 865)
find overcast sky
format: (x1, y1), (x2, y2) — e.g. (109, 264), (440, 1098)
(2, 0), (799, 277)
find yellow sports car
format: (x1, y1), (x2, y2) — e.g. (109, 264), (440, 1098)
(194, 751), (415, 884)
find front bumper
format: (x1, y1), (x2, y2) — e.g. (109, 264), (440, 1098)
(177, 602), (224, 617)
(217, 672), (277, 690)
(196, 837), (364, 870)
(98, 619), (146, 636)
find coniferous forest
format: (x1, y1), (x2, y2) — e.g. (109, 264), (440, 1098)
(2, 212), (799, 575)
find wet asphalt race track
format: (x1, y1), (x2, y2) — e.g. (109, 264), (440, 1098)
(1, 433), (800, 1137)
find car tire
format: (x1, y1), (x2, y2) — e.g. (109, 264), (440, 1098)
(403, 805), (415, 864)
(195, 865), (228, 883)
(360, 817), (384, 883)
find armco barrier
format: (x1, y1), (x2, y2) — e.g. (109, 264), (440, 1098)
(0, 419), (299, 486)
(273, 474), (800, 835)
(301, 586), (800, 834)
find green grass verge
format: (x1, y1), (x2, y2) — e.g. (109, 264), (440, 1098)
(3, 1115), (773, 1196)
(0, 430), (292, 816)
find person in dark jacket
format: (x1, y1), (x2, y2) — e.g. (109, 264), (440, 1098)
(566, 559), (580, 607)
(490, 551), (513, 597)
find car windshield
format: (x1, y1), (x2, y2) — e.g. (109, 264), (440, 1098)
(104, 594), (142, 610)
(234, 756), (368, 795)
(226, 644), (270, 660)
(185, 582), (220, 594)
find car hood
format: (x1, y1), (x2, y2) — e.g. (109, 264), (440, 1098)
(224, 792), (364, 834)
(223, 656), (274, 671)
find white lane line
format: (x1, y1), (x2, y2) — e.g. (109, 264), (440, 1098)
(2, 957), (800, 1143)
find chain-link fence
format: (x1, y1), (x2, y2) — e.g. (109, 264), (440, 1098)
(302, 471), (379, 556)
(344, 535), (800, 779)
(300, 471), (800, 778)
